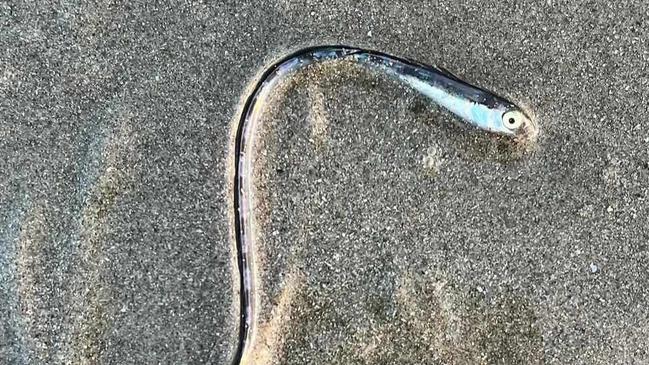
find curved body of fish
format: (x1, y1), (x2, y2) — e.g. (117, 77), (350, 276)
(232, 45), (532, 365)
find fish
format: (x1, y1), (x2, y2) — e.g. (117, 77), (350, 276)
(231, 45), (534, 365)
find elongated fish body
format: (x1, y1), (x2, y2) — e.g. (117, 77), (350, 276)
(232, 46), (532, 365)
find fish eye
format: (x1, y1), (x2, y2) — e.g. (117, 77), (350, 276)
(502, 110), (525, 130)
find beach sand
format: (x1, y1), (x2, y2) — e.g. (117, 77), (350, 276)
(2, 1), (649, 364)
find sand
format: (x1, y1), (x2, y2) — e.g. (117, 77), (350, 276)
(2, 1), (649, 364)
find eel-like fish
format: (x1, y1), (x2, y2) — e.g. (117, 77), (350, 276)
(232, 45), (533, 364)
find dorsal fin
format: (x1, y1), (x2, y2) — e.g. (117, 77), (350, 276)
(433, 65), (465, 83)
(394, 53), (493, 94)
(432, 65), (494, 95)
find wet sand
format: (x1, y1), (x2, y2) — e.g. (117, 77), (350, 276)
(2, 1), (649, 364)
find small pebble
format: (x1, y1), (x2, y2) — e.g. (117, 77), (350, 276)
(590, 263), (599, 273)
